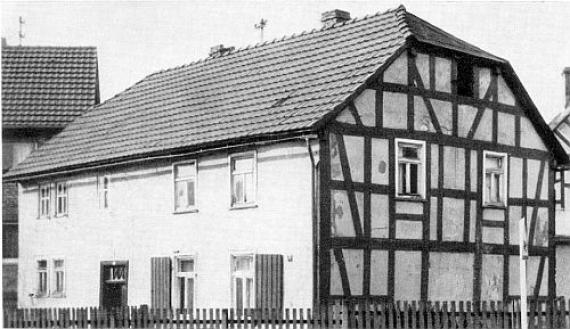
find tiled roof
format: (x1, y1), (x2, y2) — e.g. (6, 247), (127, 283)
(2, 45), (99, 129)
(6, 5), (544, 179)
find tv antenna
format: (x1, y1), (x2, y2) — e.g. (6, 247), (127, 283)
(18, 16), (25, 46)
(254, 18), (268, 42)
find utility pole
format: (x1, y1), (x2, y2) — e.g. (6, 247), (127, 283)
(519, 217), (529, 329)
(254, 18), (267, 43)
(18, 16), (25, 46)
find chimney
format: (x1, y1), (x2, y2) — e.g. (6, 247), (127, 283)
(562, 67), (570, 108)
(2, 37), (7, 48)
(209, 44), (234, 58)
(321, 9), (351, 28)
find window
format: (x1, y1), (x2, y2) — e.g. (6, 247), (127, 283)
(230, 153), (256, 207)
(484, 151), (507, 206)
(55, 182), (67, 216)
(39, 184), (51, 218)
(37, 260), (48, 297)
(457, 59), (474, 97)
(231, 254), (254, 311)
(98, 174), (110, 209)
(173, 162), (197, 212)
(52, 259), (65, 296)
(395, 139), (425, 198)
(175, 256), (196, 310)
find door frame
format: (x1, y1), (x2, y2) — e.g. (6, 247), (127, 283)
(99, 260), (129, 308)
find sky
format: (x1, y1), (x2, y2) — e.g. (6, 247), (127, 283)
(2, 1), (570, 122)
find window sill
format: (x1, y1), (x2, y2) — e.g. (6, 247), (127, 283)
(483, 203), (506, 209)
(173, 208), (199, 215)
(229, 204), (258, 210)
(50, 294), (66, 298)
(54, 214), (68, 219)
(394, 196), (426, 203)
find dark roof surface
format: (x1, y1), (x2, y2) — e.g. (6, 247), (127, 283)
(6, 5), (558, 179)
(2, 45), (99, 129)
(550, 106), (570, 155)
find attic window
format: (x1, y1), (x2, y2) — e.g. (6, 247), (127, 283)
(456, 59), (474, 97)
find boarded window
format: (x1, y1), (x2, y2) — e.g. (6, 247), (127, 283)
(150, 257), (171, 309)
(255, 254), (284, 311)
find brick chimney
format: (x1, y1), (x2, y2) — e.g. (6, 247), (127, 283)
(209, 44), (234, 58)
(321, 9), (351, 28)
(562, 67), (570, 108)
(2, 37), (7, 48)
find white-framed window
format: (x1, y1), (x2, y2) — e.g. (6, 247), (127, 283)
(52, 259), (65, 296)
(98, 174), (111, 209)
(36, 259), (48, 297)
(395, 139), (426, 198)
(55, 182), (68, 216)
(173, 161), (197, 212)
(229, 153), (256, 207)
(483, 151), (508, 206)
(174, 256), (196, 310)
(231, 254), (254, 310)
(39, 184), (51, 218)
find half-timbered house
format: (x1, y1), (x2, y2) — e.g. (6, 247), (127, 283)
(549, 67), (570, 297)
(5, 6), (567, 309)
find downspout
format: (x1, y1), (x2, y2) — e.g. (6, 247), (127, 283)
(305, 137), (319, 308)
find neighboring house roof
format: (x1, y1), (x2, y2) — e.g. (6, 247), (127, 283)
(5, 5), (566, 180)
(550, 106), (570, 156)
(2, 45), (99, 129)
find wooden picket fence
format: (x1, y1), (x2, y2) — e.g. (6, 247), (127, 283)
(4, 299), (570, 329)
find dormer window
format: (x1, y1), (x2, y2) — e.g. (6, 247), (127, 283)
(457, 59), (474, 97)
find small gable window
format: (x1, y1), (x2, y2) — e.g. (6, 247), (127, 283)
(483, 151), (508, 207)
(395, 139), (425, 198)
(457, 59), (474, 97)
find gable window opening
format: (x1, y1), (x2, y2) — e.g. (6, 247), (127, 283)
(230, 153), (256, 207)
(396, 139), (425, 198)
(98, 174), (110, 209)
(39, 184), (51, 218)
(52, 259), (65, 296)
(484, 151), (507, 206)
(55, 182), (68, 216)
(37, 259), (48, 297)
(175, 256), (196, 310)
(174, 161), (197, 212)
(456, 58), (474, 97)
(231, 254), (254, 311)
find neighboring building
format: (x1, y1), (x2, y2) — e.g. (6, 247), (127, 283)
(5, 6), (567, 309)
(549, 67), (570, 297)
(2, 41), (99, 310)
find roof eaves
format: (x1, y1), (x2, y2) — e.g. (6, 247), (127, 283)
(501, 62), (569, 165)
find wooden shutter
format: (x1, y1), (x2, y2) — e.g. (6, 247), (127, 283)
(150, 257), (171, 309)
(255, 254), (283, 310)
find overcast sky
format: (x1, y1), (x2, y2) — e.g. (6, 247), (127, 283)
(2, 1), (569, 122)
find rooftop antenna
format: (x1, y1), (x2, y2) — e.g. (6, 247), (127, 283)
(18, 16), (25, 46)
(254, 18), (268, 42)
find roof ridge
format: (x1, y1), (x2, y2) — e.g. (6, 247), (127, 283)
(144, 5), (404, 79)
(3, 45), (97, 49)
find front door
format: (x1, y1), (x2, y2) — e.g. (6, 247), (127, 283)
(100, 262), (128, 309)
